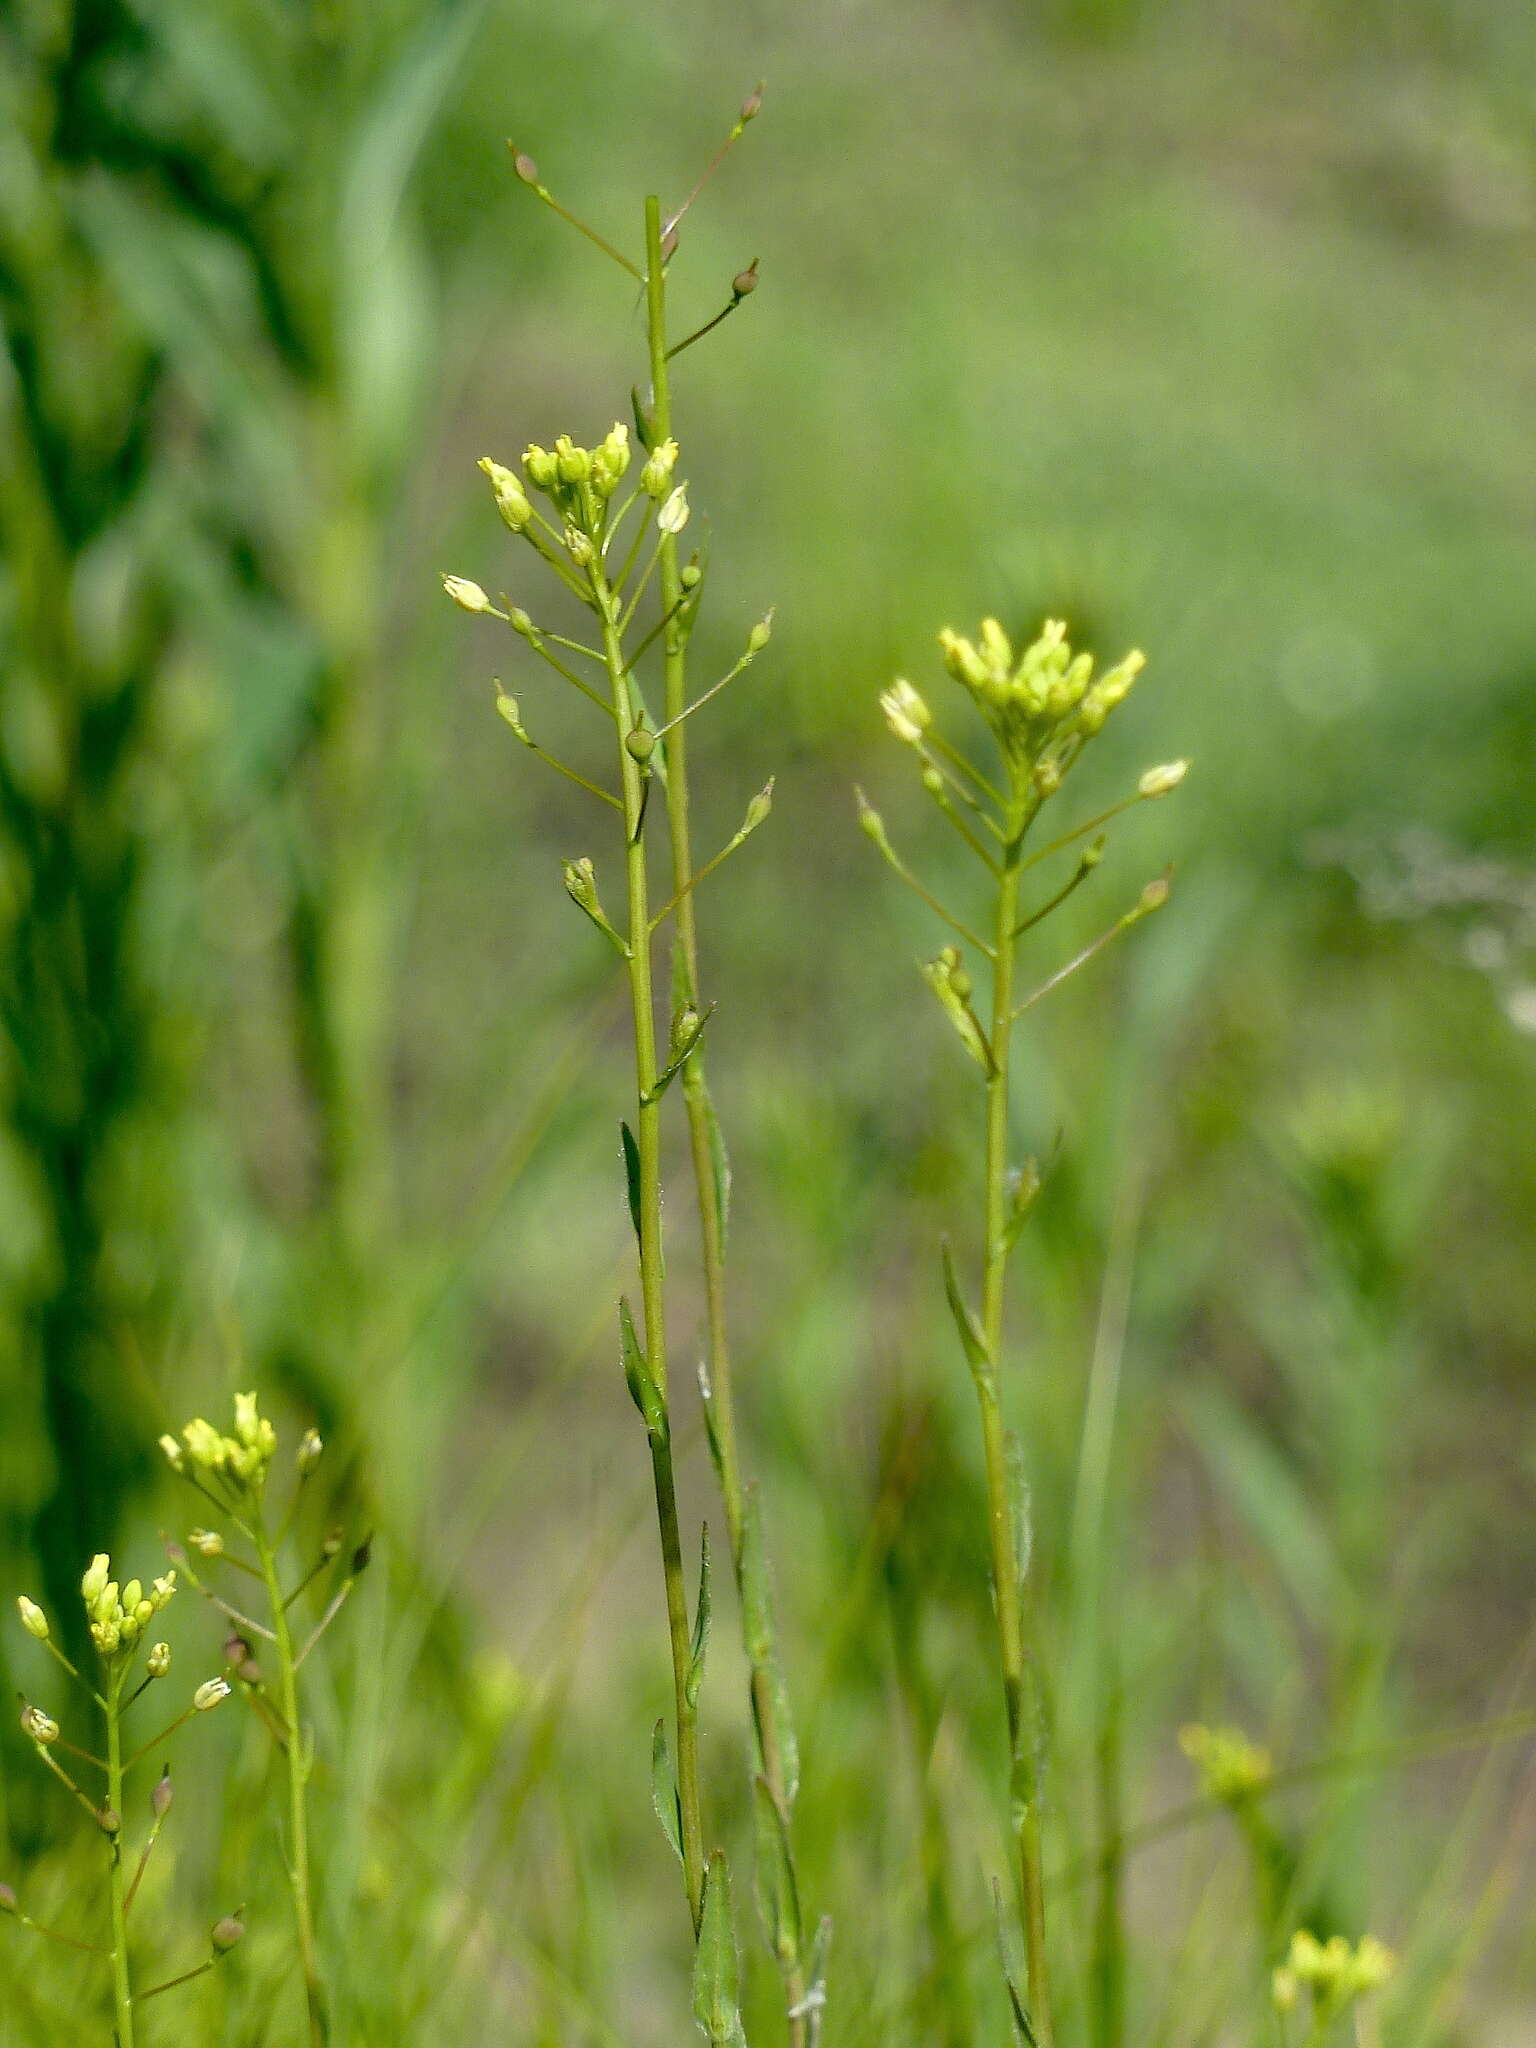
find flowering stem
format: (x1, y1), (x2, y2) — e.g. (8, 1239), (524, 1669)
(592, 547), (707, 1934)
(105, 1665), (136, 2048)
(979, 803), (1055, 2048)
(255, 1516), (327, 2046)
(644, 192), (812, 2045)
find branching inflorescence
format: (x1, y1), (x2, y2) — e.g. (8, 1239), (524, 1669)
(443, 91), (823, 2047)
(864, 615), (1187, 2048)
(8, 1562), (240, 2046)
(160, 1392), (364, 2048)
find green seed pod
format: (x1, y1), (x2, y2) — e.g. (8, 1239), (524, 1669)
(152, 1769), (174, 1819)
(625, 727), (656, 763)
(211, 1914), (245, 1953)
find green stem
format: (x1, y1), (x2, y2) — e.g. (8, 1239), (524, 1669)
(594, 546), (706, 1934)
(106, 1668), (135, 2048)
(644, 193), (811, 2044)
(978, 808), (1055, 2048)
(256, 1519), (327, 2046)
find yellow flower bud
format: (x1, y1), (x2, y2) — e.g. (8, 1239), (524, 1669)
(1138, 759), (1188, 798)
(17, 1598), (48, 1641)
(193, 1679), (232, 1712)
(442, 575), (495, 615)
(478, 456), (532, 531)
(657, 484), (690, 536)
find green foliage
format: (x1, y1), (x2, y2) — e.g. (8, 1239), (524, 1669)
(3, 4), (1535, 2045)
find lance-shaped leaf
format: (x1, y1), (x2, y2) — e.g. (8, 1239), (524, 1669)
(752, 1775), (803, 1970)
(1001, 1155), (1043, 1256)
(620, 1122), (642, 1246)
(1005, 1428), (1033, 1586)
(794, 1915), (834, 2048)
(687, 1524), (712, 1709)
(994, 1879), (1039, 2047)
(941, 1239), (993, 1390)
(692, 1850), (745, 2046)
(619, 1298), (668, 1445)
(741, 1485), (800, 1802)
(699, 1074), (732, 1253)
(921, 949), (991, 1070)
(651, 1718), (684, 1868)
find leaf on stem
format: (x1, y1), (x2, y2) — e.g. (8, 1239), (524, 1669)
(740, 1486), (799, 1802)
(651, 1718), (685, 1867)
(686, 1525), (712, 1709)
(941, 1240), (992, 1388)
(993, 1879), (1039, 2047)
(621, 1123), (642, 1245)
(752, 1776), (803, 1970)
(692, 1850), (746, 2046)
(646, 1003), (714, 1105)
(619, 1298), (668, 1445)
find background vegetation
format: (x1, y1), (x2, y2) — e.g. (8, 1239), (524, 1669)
(1, 0), (1533, 2041)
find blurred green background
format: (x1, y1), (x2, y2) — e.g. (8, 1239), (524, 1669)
(2, 0), (1533, 2042)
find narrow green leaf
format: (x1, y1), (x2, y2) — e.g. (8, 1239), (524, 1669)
(941, 1239), (992, 1386)
(699, 1075), (732, 1254)
(687, 1523), (712, 1709)
(1005, 1428), (1033, 1585)
(619, 1298), (668, 1443)
(801, 1915), (833, 2047)
(993, 1879), (1039, 2047)
(692, 1850), (743, 2045)
(698, 1361), (725, 1481)
(651, 1718), (684, 1867)
(621, 1122), (642, 1245)
(741, 1485), (800, 1802)
(752, 1775), (803, 1968)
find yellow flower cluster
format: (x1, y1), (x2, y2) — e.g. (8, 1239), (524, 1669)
(80, 1553), (176, 1657)
(931, 616), (1145, 777)
(519, 423), (635, 502)
(161, 1390), (277, 1492)
(1179, 1722), (1274, 1804)
(1272, 1929), (1395, 2016)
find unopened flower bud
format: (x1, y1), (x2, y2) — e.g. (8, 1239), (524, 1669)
(17, 1598), (48, 1641)
(211, 1914), (245, 1953)
(193, 1679), (232, 1713)
(747, 613), (773, 655)
(879, 679), (931, 745)
(159, 1434), (185, 1472)
(296, 1428), (324, 1477)
(511, 150), (538, 185)
(742, 781), (774, 834)
(189, 1528), (223, 1558)
(1138, 759), (1188, 798)
(81, 1555), (110, 1605)
(554, 436), (590, 485)
(507, 607), (533, 638)
(640, 439), (679, 497)
(147, 1642), (172, 1679)
(21, 1705), (58, 1746)
(564, 525), (595, 568)
(657, 484), (690, 535)
(921, 766), (945, 796)
(1138, 877), (1171, 915)
(152, 1769), (174, 1819)
(740, 84), (764, 122)
(443, 575), (494, 615)
(121, 1580), (142, 1614)
(478, 457), (532, 532)
(523, 444), (558, 490)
